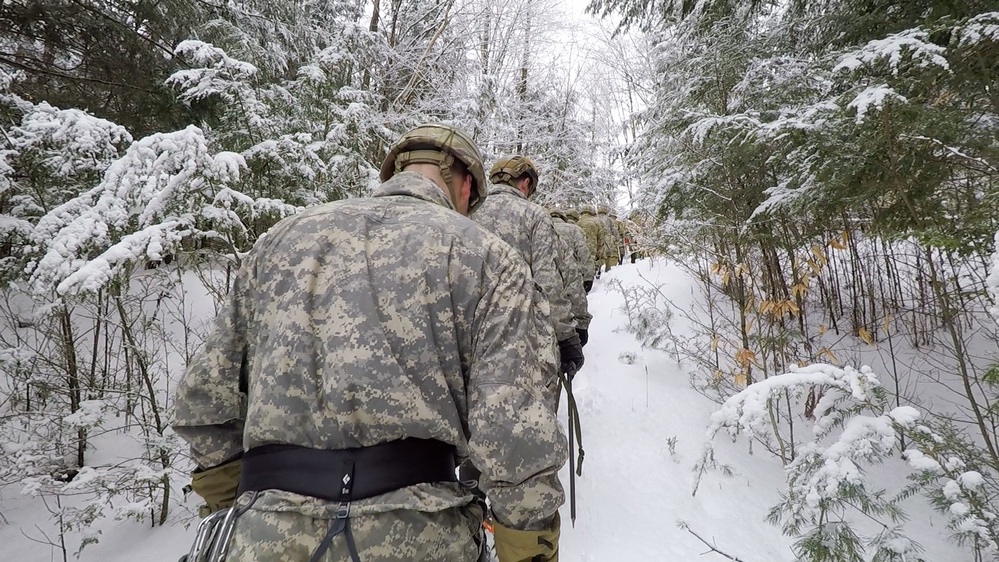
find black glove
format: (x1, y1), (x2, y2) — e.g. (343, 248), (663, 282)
(583, 280), (593, 293)
(558, 336), (584, 379)
(576, 328), (588, 347)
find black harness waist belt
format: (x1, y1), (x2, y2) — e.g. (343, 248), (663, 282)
(238, 438), (458, 502)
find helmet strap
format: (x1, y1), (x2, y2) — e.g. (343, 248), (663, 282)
(438, 152), (455, 187)
(395, 149), (461, 207)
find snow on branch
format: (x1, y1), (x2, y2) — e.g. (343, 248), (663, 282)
(682, 112), (763, 146)
(0, 149), (15, 195)
(785, 407), (917, 515)
(834, 28), (950, 76)
(243, 134), (327, 182)
(0, 215), (33, 237)
(759, 101), (840, 137)
(167, 40), (258, 103)
(7, 102), (132, 177)
(956, 12), (999, 48)
(703, 364), (937, 558)
(846, 85), (907, 124)
(706, 363), (883, 442)
(988, 232), (999, 321)
(0, 67), (17, 91)
(903, 134), (999, 173)
(55, 221), (190, 295)
(29, 126), (248, 296)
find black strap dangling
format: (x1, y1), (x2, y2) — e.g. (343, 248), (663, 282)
(308, 460), (360, 562)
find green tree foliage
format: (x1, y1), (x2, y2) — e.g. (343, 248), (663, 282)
(594, 0), (999, 559)
(0, 0), (207, 135)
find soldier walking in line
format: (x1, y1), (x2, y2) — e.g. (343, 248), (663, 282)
(173, 124), (567, 562)
(550, 207), (592, 344)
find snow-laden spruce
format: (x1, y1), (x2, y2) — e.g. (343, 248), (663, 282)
(694, 359), (999, 562)
(27, 126), (257, 296)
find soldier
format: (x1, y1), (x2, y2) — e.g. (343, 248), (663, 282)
(610, 212), (627, 266)
(596, 206), (620, 272)
(173, 124), (566, 562)
(562, 209), (596, 293)
(471, 155), (584, 383)
(550, 208), (592, 345)
(576, 207), (606, 280)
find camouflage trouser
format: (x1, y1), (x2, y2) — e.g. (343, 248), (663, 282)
(226, 492), (483, 561)
(602, 255), (617, 271)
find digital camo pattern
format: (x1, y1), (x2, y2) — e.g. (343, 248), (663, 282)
(379, 124), (487, 209)
(576, 210), (606, 268)
(172, 171), (566, 535)
(470, 183), (576, 342)
(226, 491), (482, 561)
(596, 212), (621, 267)
(552, 219), (591, 330)
(561, 221), (594, 284)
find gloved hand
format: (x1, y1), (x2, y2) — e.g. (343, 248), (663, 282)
(493, 514), (560, 562)
(558, 335), (584, 379)
(582, 280), (593, 293)
(190, 457), (241, 516)
(576, 328), (588, 347)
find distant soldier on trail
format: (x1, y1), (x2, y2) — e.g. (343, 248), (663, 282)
(596, 205), (620, 274)
(610, 211), (627, 266)
(575, 207), (606, 280)
(550, 208), (592, 346)
(563, 209), (596, 293)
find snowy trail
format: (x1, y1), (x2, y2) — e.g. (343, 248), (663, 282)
(2, 259), (805, 562)
(557, 261), (796, 561)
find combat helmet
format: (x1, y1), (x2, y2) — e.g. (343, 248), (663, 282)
(565, 209), (580, 222)
(489, 155), (540, 197)
(549, 207), (567, 221)
(380, 123), (487, 213)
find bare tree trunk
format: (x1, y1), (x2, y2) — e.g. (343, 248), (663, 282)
(58, 303), (86, 468)
(513, 0), (535, 152)
(924, 248), (998, 463)
(361, 0), (380, 90)
(114, 293), (172, 525)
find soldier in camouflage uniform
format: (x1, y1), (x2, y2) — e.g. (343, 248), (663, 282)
(471, 155), (584, 383)
(610, 212), (627, 266)
(549, 209), (592, 345)
(575, 207), (605, 280)
(596, 206), (620, 272)
(172, 124), (566, 562)
(560, 209), (595, 293)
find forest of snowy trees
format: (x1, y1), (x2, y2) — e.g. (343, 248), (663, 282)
(2, 0), (999, 561)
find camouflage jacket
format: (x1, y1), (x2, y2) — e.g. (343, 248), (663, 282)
(615, 219), (627, 252)
(552, 219), (592, 330)
(470, 184), (576, 342)
(172, 172), (566, 531)
(597, 213), (620, 258)
(577, 211), (605, 263)
(561, 221), (594, 283)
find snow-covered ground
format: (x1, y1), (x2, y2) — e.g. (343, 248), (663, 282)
(556, 260), (797, 561)
(559, 260), (970, 562)
(0, 257), (970, 561)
